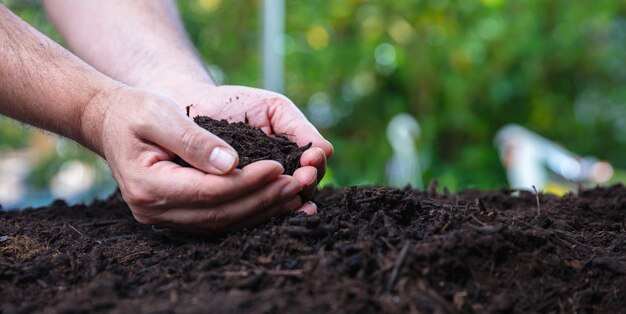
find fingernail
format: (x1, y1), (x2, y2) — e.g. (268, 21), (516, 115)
(315, 147), (326, 159)
(306, 168), (318, 185)
(281, 179), (302, 198)
(209, 147), (236, 172)
(297, 201), (318, 215)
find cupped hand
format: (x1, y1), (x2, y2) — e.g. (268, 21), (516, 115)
(153, 83), (334, 203)
(81, 86), (313, 233)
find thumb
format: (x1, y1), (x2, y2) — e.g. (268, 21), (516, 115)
(269, 98), (334, 159)
(139, 107), (239, 175)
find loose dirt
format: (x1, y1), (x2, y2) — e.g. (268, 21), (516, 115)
(2, 184), (625, 313)
(176, 116), (311, 175)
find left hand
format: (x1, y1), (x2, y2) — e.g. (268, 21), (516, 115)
(153, 83), (334, 213)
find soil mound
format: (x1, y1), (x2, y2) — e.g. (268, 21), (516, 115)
(2, 185), (625, 313)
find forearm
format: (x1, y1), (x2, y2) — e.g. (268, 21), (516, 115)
(0, 5), (120, 154)
(43, 0), (214, 95)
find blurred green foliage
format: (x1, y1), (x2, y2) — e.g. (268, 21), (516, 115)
(2, 0), (626, 192)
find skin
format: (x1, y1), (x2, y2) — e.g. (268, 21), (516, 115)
(0, 2), (333, 233)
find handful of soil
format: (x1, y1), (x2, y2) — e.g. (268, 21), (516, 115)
(177, 116), (311, 175)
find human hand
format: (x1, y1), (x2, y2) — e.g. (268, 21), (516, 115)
(150, 83), (334, 205)
(81, 86), (310, 233)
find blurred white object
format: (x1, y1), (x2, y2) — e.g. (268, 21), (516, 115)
(50, 160), (95, 200)
(0, 153), (30, 207)
(261, 0), (284, 93)
(386, 113), (423, 189)
(495, 124), (613, 191)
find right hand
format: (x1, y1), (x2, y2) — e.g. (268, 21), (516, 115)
(81, 86), (308, 233)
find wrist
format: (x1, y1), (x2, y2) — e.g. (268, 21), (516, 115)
(141, 76), (217, 109)
(79, 82), (126, 156)
(134, 64), (215, 100)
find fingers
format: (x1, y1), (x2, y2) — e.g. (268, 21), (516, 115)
(289, 123), (333, 159)
(231, 195), (304, 231)
(127, 160), (285, 210)
(296, 201), (318, 215)
(148, 174), (304, 233)
(300, 147), (326, 184)
(138, 102), (239, 175)
(270, 98), (331, 188)
(292, 166), (317, 201)
(269, 98), (334, 159)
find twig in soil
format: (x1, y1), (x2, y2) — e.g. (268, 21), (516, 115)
(387, 240), (411, 291)
(582, 253), (598, 270)
(120, 251), (152, 263)
(37, 279), (48, 288)
(475, 198), (487, 212)
(427, 179), (438, 195)
(249, 155), (271, 163)
(95, 235), (132, 244)
(470, 214), (487, 226)
(416, 280), (458, 313)
(468, 223), (504, 234)
(66, 223), (83, 237)
(78, 220), (126, 228)
(274, 132), (296, 138)
(355, 197), (378, 205)
(532, 185), (541, 216)
(282, 225), (334, 238)
(380, 236), (394, 250)
(223, 270), (251, 277)
(185, 104), (195, 117)
(267, 269), (304, 277)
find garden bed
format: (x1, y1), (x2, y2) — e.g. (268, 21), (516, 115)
(2, 184), (625, 313)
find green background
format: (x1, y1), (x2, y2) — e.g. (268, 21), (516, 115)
(2, 0), (626, 197)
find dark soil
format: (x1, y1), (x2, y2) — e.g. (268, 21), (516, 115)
(176, 116), (311, 175)
(2, 184), (626, 313)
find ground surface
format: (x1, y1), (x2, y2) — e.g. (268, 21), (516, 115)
(2, 184), (625, 313)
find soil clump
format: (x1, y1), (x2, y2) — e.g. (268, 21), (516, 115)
(176, 116), (311, 175)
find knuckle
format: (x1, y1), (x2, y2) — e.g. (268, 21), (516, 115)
(123, 185), (154, 208)
(133, 100), (161, 131)
(256, 193), (276, 211)
(193, 185), (218, 205)
(239, 175), (260, 196)
(131, 212), (155, 225)
(140, 97), (162, 112)
(268, 94), (295, 111)
(133, 120), (151, 136)
(242, 182), (257, 197)
(202, 211), (225, 231)
(180, 128), (203, 157)
(273, 94), (289, 104)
